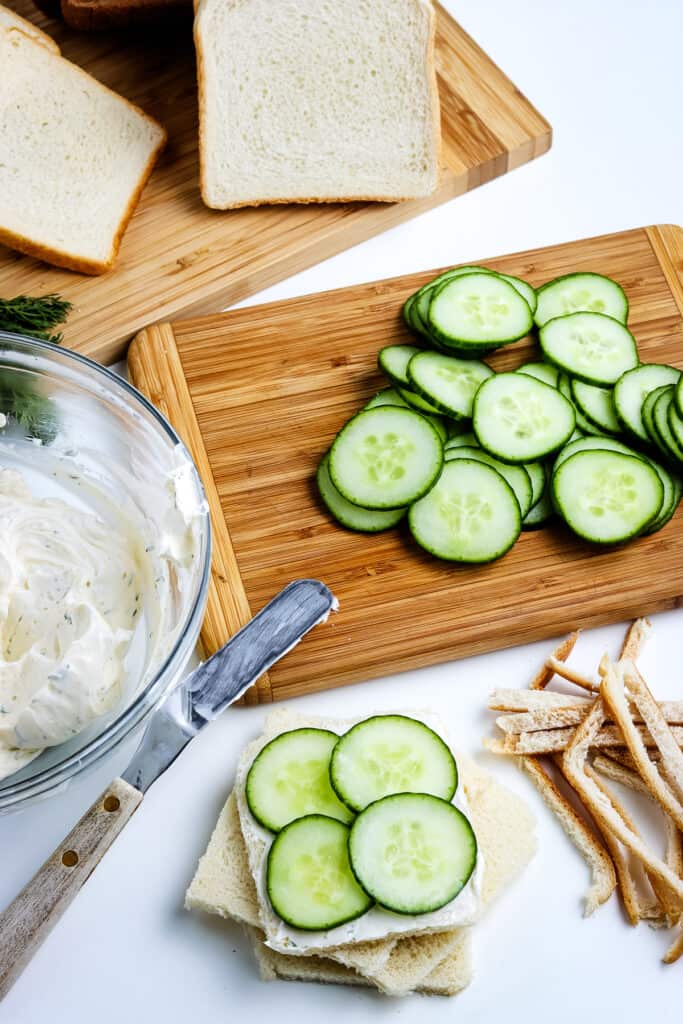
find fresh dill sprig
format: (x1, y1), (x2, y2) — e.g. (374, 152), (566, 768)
(0, 294), (72, 345)
(0, 294), (73, 442)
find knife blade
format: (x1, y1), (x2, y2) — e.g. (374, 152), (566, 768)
(0, 578), (336, 1000)
(122, 578), (337, 791)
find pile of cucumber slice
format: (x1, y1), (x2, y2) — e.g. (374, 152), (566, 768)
(246, 716), (478, 930)
(317, 266), (682, 559)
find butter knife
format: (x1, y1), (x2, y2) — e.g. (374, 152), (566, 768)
(0, 578), (336, 999)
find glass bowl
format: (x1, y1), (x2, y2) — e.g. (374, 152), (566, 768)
(0, 331), (211, 812)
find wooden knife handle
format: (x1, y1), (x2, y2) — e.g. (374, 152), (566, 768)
(0, 778), (142, 1000)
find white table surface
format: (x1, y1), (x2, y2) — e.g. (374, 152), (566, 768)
(3, 1), (683, 1020)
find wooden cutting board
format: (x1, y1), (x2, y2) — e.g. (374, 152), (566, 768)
(128, 225), (683, 705)
(0, 3), (550, 365)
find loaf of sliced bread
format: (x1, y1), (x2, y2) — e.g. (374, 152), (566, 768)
(0, 28), (166, 274)
(194, 0), (441, 209)
(0, 3), (59, 51)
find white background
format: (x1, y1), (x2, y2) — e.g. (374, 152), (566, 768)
(2, 1), (683, 1020)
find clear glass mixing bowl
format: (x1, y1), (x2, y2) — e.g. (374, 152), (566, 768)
(0, 332), (211, 812)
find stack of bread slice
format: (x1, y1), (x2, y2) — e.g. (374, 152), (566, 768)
(186, 709), (536, 997)
(0, 23), (165, 274)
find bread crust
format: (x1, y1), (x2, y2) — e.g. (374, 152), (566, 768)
(0, 4), (60, 53)
(0, 27), (166, 275)
(195, 0), (441, 210)
(60, 0), (191, 32)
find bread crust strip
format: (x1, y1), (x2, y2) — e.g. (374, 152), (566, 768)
(619, 618), (652, 661)
(529, 632), (580, 690)
(561, 697), (683, 911)
(488, 689), (591, 712)
(545, 657), (599, 693)
(518, 755), (615, 915)
(620, 661), (683, 805)
(593, 754), (681, 926)
(485, 725), (683, 756)
(497, 703), (683, 735)
(665, 927), (683, 964)
(602, 663), (683, 832)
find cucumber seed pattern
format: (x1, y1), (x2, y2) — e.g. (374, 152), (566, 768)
(359, 431), (414, 483)
(359, 742), (423, 793)
(439, 491), (493, 535)
(436, 364), (483, 396)
(568, 325), (618, 361)
(554, 286), (607, 316)
(459, 290), (510, 329)
(582, 467), (638, 518)
(496, 391), (551, 439)
(384, 820), (446, 883)
(291, 844), (353, 909)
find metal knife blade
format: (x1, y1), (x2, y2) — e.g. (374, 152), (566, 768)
(122, 579), (336, 792)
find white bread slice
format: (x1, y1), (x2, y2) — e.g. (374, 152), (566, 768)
(0, 28), (166, 274)
(194, 0), (441, 209)
(186, 710), (536, 997)
(0, 5), (59, 53)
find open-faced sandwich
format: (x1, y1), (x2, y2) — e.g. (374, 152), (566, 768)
(186, 708), (536, 997)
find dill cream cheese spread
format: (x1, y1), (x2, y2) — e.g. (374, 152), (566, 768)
(0, 468), (143, 781)
(235, 711), (484, 954)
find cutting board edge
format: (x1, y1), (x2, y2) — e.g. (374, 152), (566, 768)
(132, 223), (661, 340)
(646, 224), (683, 317)
(128, 322), (272, 704)
(265, 592), (683, 703)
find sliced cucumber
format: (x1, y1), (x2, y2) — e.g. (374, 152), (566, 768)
(428, 273), (533, 349)
(523, 490), (554, 529)
(558, 373), (609, 437)
(317, 455), (406, 533)
(668, 396), (683, 452)
(497, 273), (537, 314)
(330, 715), (457, 813)
(266, 815), (373, 930)
(348, 794), (477, 915)
(378, 345), (422, 388)
(539, 312), (638, 386)
(642, 457), (678, 535)
(246, 728), (354, 832)
(642, 385), (673, 459)
(534, 272), (628, 328)
(515, 361), (560, 389)
(397, 386), (444, 416)
(613, 364), (681, 442)
(364, 391), (448, 443)
(329, 407), (443, 510)
(553, 435), (641, 474)
(413, 266), (485, 334)
(472, 372), (575, 463)
(444, 431), (478, 450)
(524, 461), (546, 507)
(407, 351), (493, 419)
(677, 376), (683, 419)
(409, 459), (521, 562)
(364, 387), (410, 410)
(570, 379), (620, 434)
(552, 450), (662, 543)
(443, 445), (533, 517)
(644, 466), (681, 535)
(652, 387), (683, 464)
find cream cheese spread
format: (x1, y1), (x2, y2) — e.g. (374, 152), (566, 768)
(0, 468), (143, 781)
(235, 709), (484, 955)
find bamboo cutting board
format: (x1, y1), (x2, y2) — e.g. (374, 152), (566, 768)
(0, 3), (550, 365)
(128, 225), (683, 704)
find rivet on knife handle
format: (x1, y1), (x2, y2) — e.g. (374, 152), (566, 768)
(0, 778), (142, 1001)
